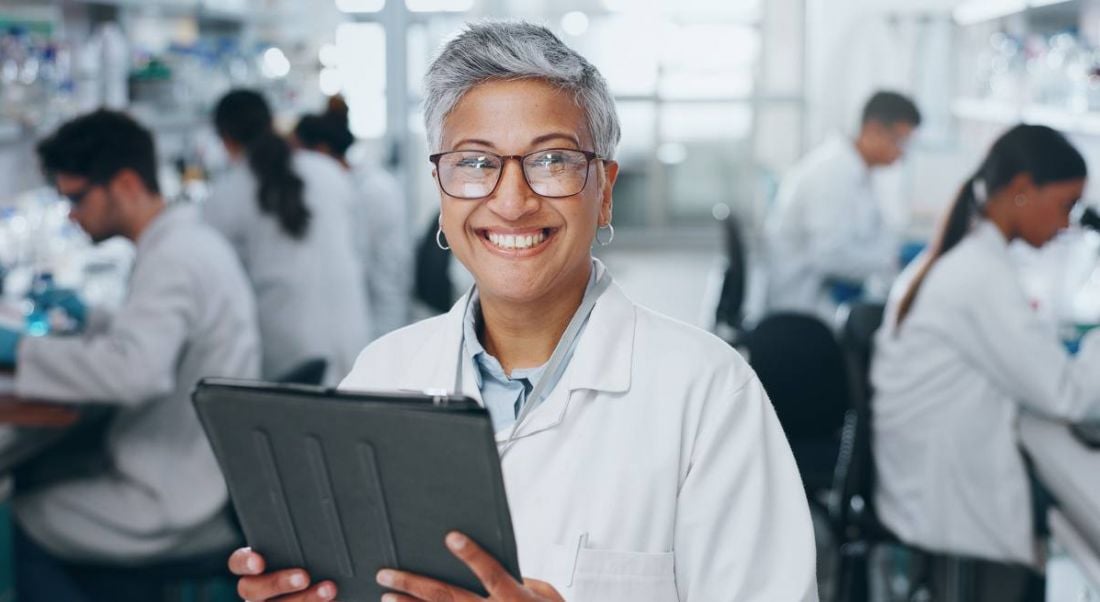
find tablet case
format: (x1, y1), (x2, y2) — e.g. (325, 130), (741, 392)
(1072, 422), (1100, 449)
(192, 379), (520, 600)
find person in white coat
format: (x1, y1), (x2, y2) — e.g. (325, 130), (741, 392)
(294, 108), (413, 339)
(206, 90), (370, 385)
(765, 91), (921, 322)
(229, 21), (817, 602)
(872, 124), (1100, 599)
(0, 110), (260, 602)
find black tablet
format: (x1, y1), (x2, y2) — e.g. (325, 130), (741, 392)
(192, 379), (520, 600)
(1072, 422), (1100, 450)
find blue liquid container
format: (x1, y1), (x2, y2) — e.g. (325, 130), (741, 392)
(25, 272), (54, 337)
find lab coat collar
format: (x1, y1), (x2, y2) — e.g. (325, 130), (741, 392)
(826, 133), (871, 180)
(497, 267), (636, 443)
(396, 292), (484, 405)
(557, 271), (634, 395)
(394, 258), (635, 411)
(135, 204), (196, 256)
(974, 219), (1010, 248)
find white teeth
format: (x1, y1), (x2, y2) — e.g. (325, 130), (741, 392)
(487, 230), (546, 250)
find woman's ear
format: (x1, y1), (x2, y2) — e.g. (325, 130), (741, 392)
(599, 160), (619, 224)
(1005, 172), (1037, 198)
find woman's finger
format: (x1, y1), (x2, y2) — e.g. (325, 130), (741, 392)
(444, 531), (520, 597)
(228, 547), (265, 575)
(236, 570), (331, 601)
(376, 568), (479, 602)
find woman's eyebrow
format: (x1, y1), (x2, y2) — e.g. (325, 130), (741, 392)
(449, 133), (582, 151)
(530, 132), (581, 148)
(450, 138), (497, 150)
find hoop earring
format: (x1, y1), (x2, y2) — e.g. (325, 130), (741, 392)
(436, 224), (450, 251)
(1014, 194), (1028, 207)
(596, 223), (615, 246)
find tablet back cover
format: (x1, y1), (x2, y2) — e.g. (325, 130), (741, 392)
(193, 380), (519, 600)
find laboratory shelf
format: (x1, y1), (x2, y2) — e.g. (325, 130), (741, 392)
(953, 0), (1077, 25)
(952, 98), (1100, 137)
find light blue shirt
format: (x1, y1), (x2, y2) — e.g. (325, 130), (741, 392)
(462, 263), (598, 433)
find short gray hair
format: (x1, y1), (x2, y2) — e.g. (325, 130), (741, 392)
(423, 20), (622, 159)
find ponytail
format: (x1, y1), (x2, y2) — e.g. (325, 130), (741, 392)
(895, 177), (979, 324)
(247, 131), (309, 238)
(895, 124), (1087, 327)
(214, 89), (311, 239)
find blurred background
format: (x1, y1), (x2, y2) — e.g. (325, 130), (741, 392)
(1, 1), (1100, 601)
(0, 0), (1097, 321)
(0, 0), (1059, 323)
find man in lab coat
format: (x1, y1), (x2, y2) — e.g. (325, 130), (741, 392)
(764, 90), (921, 322)
(0, 110), (260, 601)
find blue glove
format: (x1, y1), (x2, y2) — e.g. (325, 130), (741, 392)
(29, 287), (87, 329)
(0, 325), (20, 367)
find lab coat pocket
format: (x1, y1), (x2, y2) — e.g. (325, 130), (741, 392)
(545, 543), (679, 602)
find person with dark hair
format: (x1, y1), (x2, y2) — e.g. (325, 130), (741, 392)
(872, 124), (1100, 600)
(207, 89), (370, 384)
(764, 89), (922, 321)
(294, 104), (413, 338)
(0, 109), (260, 601)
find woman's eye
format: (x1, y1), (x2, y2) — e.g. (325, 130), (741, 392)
(456, 156), (497, 170)
(531, 153), (565, 167)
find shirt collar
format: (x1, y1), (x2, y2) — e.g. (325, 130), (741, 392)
(461, 260), (600, 386)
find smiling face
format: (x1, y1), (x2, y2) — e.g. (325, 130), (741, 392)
(436, 78), (618, 307)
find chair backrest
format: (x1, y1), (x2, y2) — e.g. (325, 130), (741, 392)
(413, 211), (454, 314)
(840, 301), (885, 411)
(275, 358), (328, 386)
(714, 215), (747, 332)
(742, 312), (851, 440)
(832, 302), (887, 537)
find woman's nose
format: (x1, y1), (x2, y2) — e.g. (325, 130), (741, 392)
(486, 160), (539, 220)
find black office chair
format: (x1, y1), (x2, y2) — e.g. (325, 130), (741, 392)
(414, 211), (455, 315)
(831, 305), (981, 602)
(741, 312), (851, 496)
(831, 302), (904, 601)
(839, 301), (885, 409)
(274, 357), (328, 386)
(714, 215), (747, 342)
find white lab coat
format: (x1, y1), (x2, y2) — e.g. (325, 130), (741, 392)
(764, 135), (898, 320)
(350, 160), (412, 339)
(872, 220), (1100, 565)
(204, 150), (370, 384)
(340, 261), (818, 601)
(13, 205), (260, 562)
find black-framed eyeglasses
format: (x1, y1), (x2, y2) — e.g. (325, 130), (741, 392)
(428, 148), (603, 200)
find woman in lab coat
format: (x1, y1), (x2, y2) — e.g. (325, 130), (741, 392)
(872, 125), (1100, 585)
(205, 90), (370, 385)
(294, 108), (413, 339)
(228, 21), (817, 602)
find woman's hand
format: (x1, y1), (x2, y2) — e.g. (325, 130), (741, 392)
(228, 547), (338, 601)
(377, 532), (563, 602)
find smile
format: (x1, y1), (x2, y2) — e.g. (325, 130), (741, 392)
(478, 228), (556, 253)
